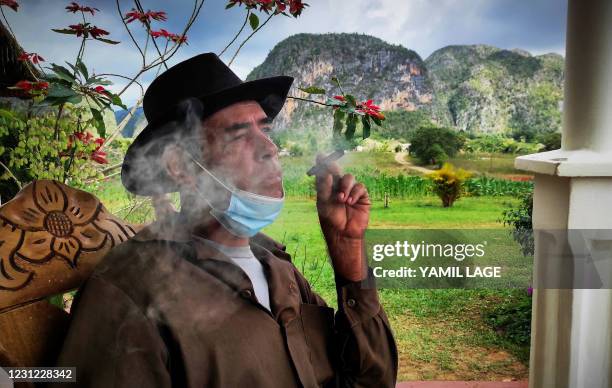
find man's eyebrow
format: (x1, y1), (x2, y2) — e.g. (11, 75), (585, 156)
(223, 122), (251, 132)
(259, 117), (273, 125)
(223, 117), (272, 131)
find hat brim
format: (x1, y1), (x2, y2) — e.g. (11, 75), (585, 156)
(121, 75), (293, 196)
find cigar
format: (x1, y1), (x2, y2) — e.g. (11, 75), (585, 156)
(306, 149), (345, 176)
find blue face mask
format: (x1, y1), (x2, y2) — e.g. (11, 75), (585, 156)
(189, 155), (284, 238)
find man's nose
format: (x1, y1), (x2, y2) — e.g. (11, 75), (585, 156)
(256, 130), (278, 160)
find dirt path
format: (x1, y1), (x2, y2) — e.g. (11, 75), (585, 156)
(394, 152), (435, 174)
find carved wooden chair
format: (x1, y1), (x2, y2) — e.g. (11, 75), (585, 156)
(0, 180), (137, 384)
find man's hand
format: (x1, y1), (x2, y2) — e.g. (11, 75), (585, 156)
(314, 153), (371, 282)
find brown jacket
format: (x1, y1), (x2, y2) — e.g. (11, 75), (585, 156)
(52, 216), (398, 387)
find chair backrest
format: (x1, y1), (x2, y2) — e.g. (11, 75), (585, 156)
(0, 180), (137, 369)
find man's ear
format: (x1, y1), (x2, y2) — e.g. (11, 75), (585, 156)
(161, 145), (196, 188)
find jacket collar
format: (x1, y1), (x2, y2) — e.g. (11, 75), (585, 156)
(132, 212), (300, 324)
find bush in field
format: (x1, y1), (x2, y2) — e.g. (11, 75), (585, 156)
(409, 125), (464, 165)
(537, 131), (562, 152)
(288, 142), (305, 157)
(427, 163), (471, 207)
(484, 290), (532, 361)
(501, 192), (534, 257)
(465, 134), (542, 154)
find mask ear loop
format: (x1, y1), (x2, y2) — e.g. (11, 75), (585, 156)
(180, 153), (230, 215)
(187, 153), (237, 193)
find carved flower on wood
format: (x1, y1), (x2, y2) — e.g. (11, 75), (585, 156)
(0, 180), (136, 291)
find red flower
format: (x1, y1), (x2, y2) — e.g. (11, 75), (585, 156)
(150, 28), (171, 38)
(125, 9), (167, 24)
(274, 0), (286, 12)
(93, 85), (110, 96)
(258, 0), (274, 11)
(169, 34), (188, 44)
(15, 80), (33, 91)
(89, 26), (109, 38)
(32, 81), (49, 91)
(74, 131), (94, 143)
(288, 0), (305, 16)
(150, 29), (188, 44)
(69, 23), (87, 37)
(67, 23), (108, 38)
(357, 99), (385, 120)
(91, 150), (108, 164)
(66, 2), (98, 15)
(333, 95), (345, 102)
(146, 10), (167, 22)
(17, 52), (45, 64)
(0, 0), (19, 12)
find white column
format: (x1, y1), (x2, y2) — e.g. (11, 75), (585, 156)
(515, 1), (612, 387)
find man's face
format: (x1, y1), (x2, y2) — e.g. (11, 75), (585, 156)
(197, 100), (283, 198)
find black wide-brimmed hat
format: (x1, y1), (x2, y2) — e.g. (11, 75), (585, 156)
(121, 53), (293, 195)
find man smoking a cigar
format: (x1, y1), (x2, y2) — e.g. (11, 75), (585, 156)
(53, 53), (398, 387)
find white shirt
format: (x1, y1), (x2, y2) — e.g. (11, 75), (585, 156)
(195, 237), (271, 312)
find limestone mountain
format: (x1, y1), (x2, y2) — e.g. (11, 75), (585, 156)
(248, 34), (564, 139)
(425, 44), (564, 134)
(247, 33), (432, 133)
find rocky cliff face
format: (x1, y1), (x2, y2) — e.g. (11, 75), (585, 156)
(425, 44), (564, 133)
(248, 36), (564, 136)
(247, 33), (432, 131)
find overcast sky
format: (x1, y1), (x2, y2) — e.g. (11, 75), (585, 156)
(7, 0), (568, 107)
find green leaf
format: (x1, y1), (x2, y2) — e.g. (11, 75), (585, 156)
(372, 116), (382, 126)
(345, 114), (358, 140)
(90, 108), (106, 138)
(249, 13), (259, 30)
(86, 77), (112, 86)
(41, 96), (68, 106)
(95, 38), (120, 45)
(298, 86), (326, 95)
(225, 2), (236, 9)
(66, 95), (83, 105)
(51, 28), (77, 35)
(333, 109), (345, 138)
(325, 97), (344, 106)
(345, 94), (357, 108)
(76, 59), (89, 80)
(361, 116), (371, 139)
(47, 84), (77, 98)
(0, 109), (17, 121)
(111, 94), (127, 110)
(50, 64), (76, 83)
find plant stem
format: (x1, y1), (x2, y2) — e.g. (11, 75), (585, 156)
(219, 9), (250, 57)
(0, 160), (21, 190)
(228, 12), (274, 66)
(287, 96), (332, 106)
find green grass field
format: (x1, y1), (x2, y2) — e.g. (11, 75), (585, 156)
(93, 151), (531, 381)
(264, 197), (530, 381)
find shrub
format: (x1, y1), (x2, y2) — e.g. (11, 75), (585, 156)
(409, 125), (464, 165)
(427, 163), (471, 207)
(501, 192), (534, 256)
(288, 143), (305, 157)
(484, 291), (532, 360)
(537, 131), (562, 152)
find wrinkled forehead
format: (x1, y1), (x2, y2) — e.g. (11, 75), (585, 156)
(202, 100), (268, 129)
